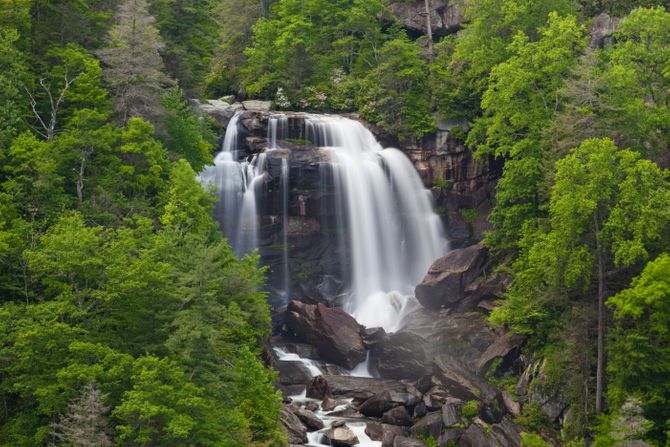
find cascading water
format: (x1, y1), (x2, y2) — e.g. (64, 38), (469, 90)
(305, 115), (447, 332)
(202, 112), (446, 330)
(199, 112), (267, 257)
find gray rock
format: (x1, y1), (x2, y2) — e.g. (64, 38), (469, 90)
(313, 375), (409, 401)
(359, 392), (400, 417)
(324, 424), (359, 446)
(242, 99), (272, 111)
(410, 411), (443, 439)
(286, 300), (366, 369)
(382, 406), (412, 426)
(394, 436), (428, 447)
(415, 243), (487, 310)
(279, 405), (307, 444)
(438, 428), (463, 446)
(288, 404), (324, 431)
(306, 375), (331, 400)
(442, 403), (462, 427)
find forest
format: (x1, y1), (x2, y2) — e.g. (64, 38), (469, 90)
(0, 0), (669, 446)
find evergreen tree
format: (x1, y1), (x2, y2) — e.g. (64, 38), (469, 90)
(51, 382), (113, 447)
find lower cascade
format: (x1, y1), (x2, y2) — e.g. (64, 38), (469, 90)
(200, 112), (447, 334)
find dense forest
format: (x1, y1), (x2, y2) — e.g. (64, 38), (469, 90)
(0, 0), (669, 445)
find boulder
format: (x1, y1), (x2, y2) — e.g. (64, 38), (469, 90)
(433, 353), (499, 404)
(306, 375), (331, 400)
(242, 99), (272, 111)
(286, 300), (366, 369)
(394, 436), (428, 447)
(415, 243), (487, 310)
(313, 375), (409, 401)
(458, 423), (493, 447)
(321, 396), (347, 411)
(381, 406), (412, 426)
(279, 405), (308, 444)
(287, 404), (324, 431)
(362, 326), (387, 349)
(410, 411), (443, 439)
(372, 307), (496, 380)
(324, 423), (359, 447)
(366, 421), (408, 444)
(274, 359), (312, 386)
(476, 332), (524, 374)
(438, 428), (463, 446)
(359, 392), (400, 417)
(441, 403), (462, 427)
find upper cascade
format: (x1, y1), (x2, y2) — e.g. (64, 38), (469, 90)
(200, 112), (448, 332)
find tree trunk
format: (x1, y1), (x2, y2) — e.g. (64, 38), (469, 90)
(424, 0), (433, 60)
(594, 214), (605, 415)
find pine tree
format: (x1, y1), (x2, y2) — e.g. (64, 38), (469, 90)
(97, 0), (172, 126)
(51, 382), (113, 447)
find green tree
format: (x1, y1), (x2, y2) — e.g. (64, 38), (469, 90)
(493, 138), (670, 417)
(160, 88), (214, 172)
(468, 12), (586, 252)
(607, 254), (670, 442)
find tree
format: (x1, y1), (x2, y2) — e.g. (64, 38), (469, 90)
(431, 0), (576, 120)
(51, 382), (113, 447)
(493, 138), (670, 416)
(97, 0), (172, 126)
(160, 88), (214, 172)
(468, 12), (586, 252)
(607, 254), (670, 442)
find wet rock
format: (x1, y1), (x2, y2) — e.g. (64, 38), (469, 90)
(324, 423), (359, 447)
(286, 300), (366, 369)
(273, 360), (312, 386)
(306, 375), (331, 400)
(321, 396), (347, 411)
(382, 406), (412, 426)
(410, 411), (443, 439)
(394, 436), (428, 447)
(287, 404), (324, 431)
(305, 401), (319, 412)
(362, 326), (387, 349)
(458, 423), (492, 447)
(279, 405), (308, 444)
(327, 406), (364, 418)
(314, 375), (408, 401)
(415, 243), (487, 310)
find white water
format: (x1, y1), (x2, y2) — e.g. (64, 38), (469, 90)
(199, 112), (266, 257)
(289, 391), (381, 447)
(305, 115), (447, 332)
(273, 347), (322, 377)
(202, 113), (447, 332)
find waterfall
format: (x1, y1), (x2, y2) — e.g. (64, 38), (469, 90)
(199, 112), (265, 257)
(305, 115), (446, 331)
(202, 112), (447, 332)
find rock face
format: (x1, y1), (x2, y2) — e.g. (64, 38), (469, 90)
(387, 0), (465, 37)
(415, 243), (488, 310)
(285, 300), (366, 369)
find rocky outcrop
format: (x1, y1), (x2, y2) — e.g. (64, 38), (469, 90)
(371, 305), (496, 380)
(287, 404), (324, 431)
(285, 300), (366, 369)
(415, 243), (488, 310)
(589, 13), (620, 48)
(387, 0), (465, 38)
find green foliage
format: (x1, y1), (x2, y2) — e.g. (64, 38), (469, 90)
(607, 254), (670, 443)
(461, 400), (481, 421)
(517, 402), (550, 432)
(520, 432), (553, 447)
(160, 87), (215, 171)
